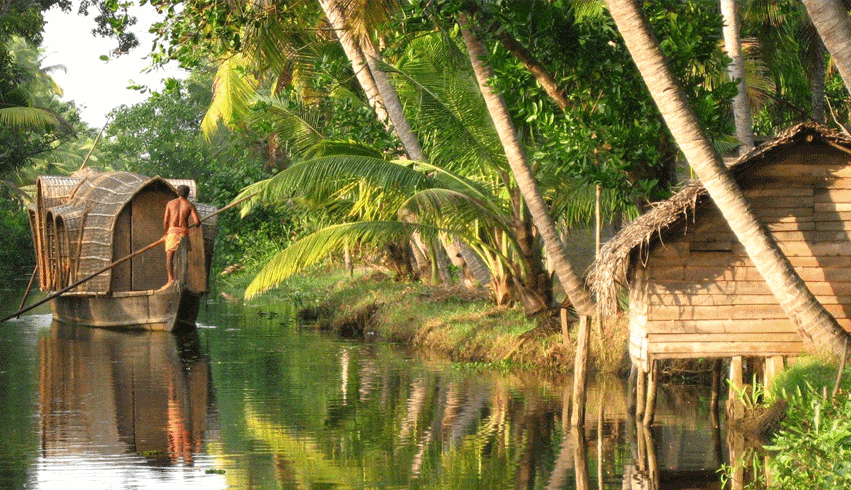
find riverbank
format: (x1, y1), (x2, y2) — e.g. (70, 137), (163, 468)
(224, 267), (630, 377)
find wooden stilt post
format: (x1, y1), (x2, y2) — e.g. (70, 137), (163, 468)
(627, 364), (638, 415)
(636, 363), (647, 421)
(727, 356), (745, 421)
(765, 356), (784, 392)
(710, 358), (722, 427)
(643, 360), (658, 427)
(571, 315), (591, 427)
(560, 306), (570, 350)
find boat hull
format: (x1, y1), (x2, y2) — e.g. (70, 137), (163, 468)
(51, 281), (200, 332)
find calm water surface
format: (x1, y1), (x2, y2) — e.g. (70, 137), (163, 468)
(0, 288), (733, 489)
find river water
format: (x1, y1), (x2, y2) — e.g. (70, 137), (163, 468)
(0, 287), (734, 489)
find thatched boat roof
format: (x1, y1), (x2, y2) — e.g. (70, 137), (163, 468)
(36, 171), (214, 293)
(587, 122), (851, 316)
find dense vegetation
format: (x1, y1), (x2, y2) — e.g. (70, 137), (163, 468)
(4, 0), (851, 487)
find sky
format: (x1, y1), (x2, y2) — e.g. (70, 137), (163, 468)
(41, 4), (186, 128)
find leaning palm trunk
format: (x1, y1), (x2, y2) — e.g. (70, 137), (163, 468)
(607, 0), (849, 356)
(458, 14), (596, 317)
(721, 0), (754, 154)
(803, 0), (851, 96)
(320, 0), (455, 283)
(318, 0), (389, 127)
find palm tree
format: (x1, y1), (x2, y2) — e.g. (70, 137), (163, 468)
(721, 0), (755, 154)
(457, 13), (596, 317)
(802, 0), (851, 96)
(605, 0), (849, 356)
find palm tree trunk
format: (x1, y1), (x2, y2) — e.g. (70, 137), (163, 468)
(458, 13), (596, 317)
(721, 0), (755, 155)
(317, 0), (389, 127)
(810, 42), (827, 123)
(802, 0), (851, 95)
(606, 0), (849, 356)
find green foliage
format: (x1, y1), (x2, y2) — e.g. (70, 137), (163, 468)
(101, 73), (302, 276)
(766, 383), (851, 488)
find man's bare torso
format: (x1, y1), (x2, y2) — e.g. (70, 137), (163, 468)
(164, 197), (199, 232)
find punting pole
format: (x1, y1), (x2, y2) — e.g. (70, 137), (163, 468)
(16, 266), (38, 318)
(2, 191), (259, 324)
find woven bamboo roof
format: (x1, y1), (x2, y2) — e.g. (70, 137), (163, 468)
(587, 122), (851, 316)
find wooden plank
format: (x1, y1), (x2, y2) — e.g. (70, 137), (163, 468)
(819, 177), (851, 189)
(650, 302), (851, 321)
(649, 291), (851, 306)
(766, 221), (815, 232)
(728, 240), (848, 257)
(745, 187), (813, 198)
(644, 319), (801, 334)
(648, 304), (788, 321)
(814, 188), (851, 203)
(648, 280), (851, 297)
(816, 220), (851, 231)
(647, 333), (802, 343)
(750, 196), (814, 208)
(648, 341), (803, 356)
(755, 207), (814, 218)
(815, 202), (851, 213)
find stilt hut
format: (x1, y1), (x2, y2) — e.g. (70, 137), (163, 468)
(28, 170), (217, 331)
(589, 122), (851, 405)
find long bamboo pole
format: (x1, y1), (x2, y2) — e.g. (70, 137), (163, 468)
(2, 191), (258, 324)
(16, 266), (38, 316)
(0, 236), (166, 323)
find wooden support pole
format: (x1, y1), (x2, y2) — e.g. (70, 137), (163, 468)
(571, 315), (591, 427)
(571, 427), (590, 490)
(636, 363), (647, 421)
(643, 360), (658, 427)
(727, 356), (745, 420)
(765, 356), (785, 392)
(560, 306), (570, 350)
(710, 358), (722, 428)
(626, 364), (638, 415)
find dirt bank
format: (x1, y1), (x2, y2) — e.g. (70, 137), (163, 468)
(295, 272), (630, 377)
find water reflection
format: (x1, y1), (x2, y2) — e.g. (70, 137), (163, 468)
(0, 299), (767, 489)
(35, 323), (222, 488)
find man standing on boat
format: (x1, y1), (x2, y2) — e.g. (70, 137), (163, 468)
(163, 185), (200, 286)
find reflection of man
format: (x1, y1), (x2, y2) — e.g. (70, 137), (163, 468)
(163, 185), (200, 286)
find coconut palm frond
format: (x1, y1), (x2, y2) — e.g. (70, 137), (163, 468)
(410, 159), (507, 214)
(259, 155), (434, 203)
(0, 105), (60, 129)
(244, 220), (433, 299)
(304, 140), (384, 159)
(234, 178), (274, 218)
(552, 183), (640, 229)
(402, 187), (509, 234)
(741, 38), (775, 112)
(390, 37), (506, 173)
(252, 95), (326, 155)
(201, 54), (260, 138)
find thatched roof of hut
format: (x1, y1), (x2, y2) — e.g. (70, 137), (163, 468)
(36, 171), (213, 293)
(587, 122), (851, 316)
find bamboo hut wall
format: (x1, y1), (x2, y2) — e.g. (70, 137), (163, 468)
(44, 211), (58, 290)
(129, 184), (172, 290)
(112, 205), (132, 292)
(67, 172), (161, 293)
(636, 143), (851, 361)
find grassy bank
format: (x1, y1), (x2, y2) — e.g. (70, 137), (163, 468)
(220, 267), (629, 377)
